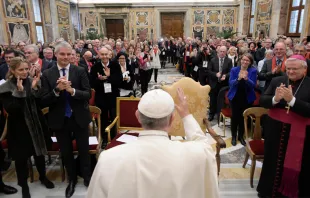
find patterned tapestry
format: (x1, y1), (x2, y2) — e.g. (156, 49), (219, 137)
(206, 26), (220, 35)
(3, 0), (28, 19)
(223, 9), (234, 25)
(57, 5), (69, 25)
(136, 12), (148, 26)
(206, 10), (221, 24)
(255, 23), (270, 37)
(194, 10), (204, 25)
(257, 0), (272, 22)
(85, 11), (97, 27)
(137, 28), (148, 41)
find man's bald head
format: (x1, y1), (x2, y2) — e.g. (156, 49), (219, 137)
(83, 50), (92, 60)
(99, 47), (109, 63)
(218, 46), (227, 58)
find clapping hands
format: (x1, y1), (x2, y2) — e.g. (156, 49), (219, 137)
(56, 76), (74, 94)
(274, 83), (293, 103)
(238, 70), (248, 80)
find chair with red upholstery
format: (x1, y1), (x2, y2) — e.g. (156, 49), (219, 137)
(219, 90), (231, 137)
(242, 107), (269, 188)
(89, 89), (95, 106)
(105, 96), (142, 144)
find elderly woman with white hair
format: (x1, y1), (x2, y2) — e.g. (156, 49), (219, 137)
(227, 46), (238, 67)
(257, 55), (310, 198)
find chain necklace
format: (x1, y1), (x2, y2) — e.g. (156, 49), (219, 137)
(285, 76), (305, 114)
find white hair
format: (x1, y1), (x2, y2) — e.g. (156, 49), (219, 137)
(285, 58), (307, 68)
(265, 49), (273, 55)
(25, 44), (39, 54)
(55, 41), (72, 53)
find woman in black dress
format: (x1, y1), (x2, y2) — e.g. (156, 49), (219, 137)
(0, 57), (54, 198)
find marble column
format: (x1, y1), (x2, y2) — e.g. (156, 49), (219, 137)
(301, 0), (310, 39)
(238, 0), (244, 36)
(50, 0), (60, 40)
(269, 0), (281, 39)
(0, 1), (5, 43)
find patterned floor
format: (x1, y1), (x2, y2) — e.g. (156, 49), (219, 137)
(1, 63), (261, 197)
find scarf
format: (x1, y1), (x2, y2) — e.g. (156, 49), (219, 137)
(154, 49), (157, 55)
(268, 108), (310, 197)
(272, 56), (286, 72)
(0, 78), (48, 156)
(183, 45), (192, 71)
(305, 53), (310, 60)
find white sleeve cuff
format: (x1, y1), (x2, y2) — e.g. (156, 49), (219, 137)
(182, 114), (207, 142)
(272, 96), (279, 105)
(288, 96), (296, 107)
(53, 90), (60, 97)
(71, 88), (76, 96)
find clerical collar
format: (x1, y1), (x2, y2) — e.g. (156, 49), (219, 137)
(138, 130), (169, 139)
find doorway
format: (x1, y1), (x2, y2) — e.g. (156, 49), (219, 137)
(161, 13), (184, 38)
(105, 19), (124, 39)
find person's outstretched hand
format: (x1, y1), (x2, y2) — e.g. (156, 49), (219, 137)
(175, 88), (190, 118)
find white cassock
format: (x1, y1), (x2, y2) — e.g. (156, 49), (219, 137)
(87, 114), (219, 198)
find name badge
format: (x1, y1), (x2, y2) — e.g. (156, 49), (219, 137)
(193, 66), (198, 72)
(162, 52), (165, 55)
(203, 61), (208, 68)
(186, 51), (190, 56)
(168, 46), (170, 50)
(104, 83), (112, 93)
(135, 68), (139, 74)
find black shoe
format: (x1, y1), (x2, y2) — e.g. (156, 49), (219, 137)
(22, 185), (31, 198)
(0, 184), (18, 194)
(231, 137), (237, 146)
(40, 177), (54, 189)
(66, 181), (77, 198)
(84, 180), (90, 187)
(239, 137), (246, 146)
(208, 115), (214, 121)
(257, 192), (268, 198)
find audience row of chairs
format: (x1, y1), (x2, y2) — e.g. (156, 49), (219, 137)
(0, 78), (268, 188)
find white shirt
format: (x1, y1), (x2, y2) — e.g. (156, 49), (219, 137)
(87, 114), (219, 198)
(54, 64), (75, 96)
(257, 59), (266, 88)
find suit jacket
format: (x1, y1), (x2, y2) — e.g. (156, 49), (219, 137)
(42, 59), (55, 72)
(41, 64), (91, 130)
(87, 116), (219, 198)
(307, 59), (310, 77)
(89, 61), (122, 108)
(258, 59), (285, 91)
(207, 56), (232, 88)
(0, 63), (8, 80)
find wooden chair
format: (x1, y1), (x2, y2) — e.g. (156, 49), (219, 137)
(89, 89), (95, 106)
(242, 107), (269, 188)
(105, 96), (142, 143)
(162, 77), (226, 175)
(218, 89), (231, 137)
(0, 110), (34, 182)
(42, 106), (102, 182)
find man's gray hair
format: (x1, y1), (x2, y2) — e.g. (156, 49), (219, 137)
(138, 111), (172, 130)
(294, 44), (306, 51)
(55, 41), (72, 53)
(43, 47), (53, 53)
(285, 57), (307, 68)
(25, 44), (39, 54)
(265, 49), (273, 55)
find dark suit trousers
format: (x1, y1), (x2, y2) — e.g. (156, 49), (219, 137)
(98, 105), (117, 141)
(140, 69), (149, 95)
(209, 84), (222, 116)
(15, 155), (46, 187)
(0, 143), (4, 185)
(199, 68), (208, 85)
(54, 116), (90, 182)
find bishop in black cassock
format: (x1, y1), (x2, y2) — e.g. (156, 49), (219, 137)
(257, 55), (310, 198)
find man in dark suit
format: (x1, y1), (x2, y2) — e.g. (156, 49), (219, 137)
(42, 47), (55, 72)
(90, 47), (122, 145)
(207, 46), (232, 121)
(0, 49), (18, 80)
(255, 38), (273, 63)
(41, 41), (91, 198)
(293, 44), (310, 77)
(258, 42), (286, 91)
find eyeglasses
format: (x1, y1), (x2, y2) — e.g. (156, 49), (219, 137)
(286, 67), (303, 71)
(241, 59), (250, 62)
(294, 50), (305, 53)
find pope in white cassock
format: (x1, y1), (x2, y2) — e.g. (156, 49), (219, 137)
(87, 88), (219, 198)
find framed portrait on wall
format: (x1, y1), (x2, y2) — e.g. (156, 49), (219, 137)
(7, 22), (31, 43)
(3, 0), (28, 19)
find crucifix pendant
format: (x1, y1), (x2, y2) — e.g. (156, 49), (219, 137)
(285, 105), (290, 114)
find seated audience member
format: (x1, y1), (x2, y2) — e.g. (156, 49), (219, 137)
(117, 52), (134, 96)
(87, 89), (219, 198)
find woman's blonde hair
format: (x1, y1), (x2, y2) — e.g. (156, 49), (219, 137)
(5, 57), (29, 80)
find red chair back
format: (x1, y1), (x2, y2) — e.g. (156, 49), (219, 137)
(118, 97), (142, 129)
(224, 91), (230, 105)
(89, 89), (95, 106)
(253, 91), (261, 106)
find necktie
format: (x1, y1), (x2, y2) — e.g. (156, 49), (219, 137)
(61, 68), (72, 118)
(276, 59), (282, 66)
(220, 58), (224, 72)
